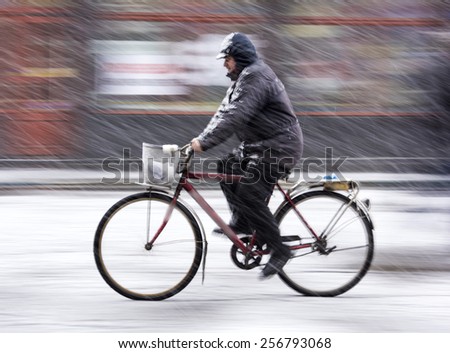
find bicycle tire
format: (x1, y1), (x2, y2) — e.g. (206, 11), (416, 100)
(94, 191), (203, 301)
(275, 190), (374, 297)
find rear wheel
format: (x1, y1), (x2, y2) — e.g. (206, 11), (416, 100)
(275, 190), (374, 296)
(94, 192), (203, 300)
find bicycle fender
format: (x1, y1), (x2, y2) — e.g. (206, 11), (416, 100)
(355, 198), (375, 230)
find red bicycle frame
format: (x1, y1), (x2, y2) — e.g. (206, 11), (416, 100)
(146, 166), (321, 257)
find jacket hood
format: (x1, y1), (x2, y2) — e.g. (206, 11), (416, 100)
(217, 32), (258, 80)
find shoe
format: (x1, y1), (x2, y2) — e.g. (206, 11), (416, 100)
(212, 225), (252, 237)
(260, 246), (291, 279)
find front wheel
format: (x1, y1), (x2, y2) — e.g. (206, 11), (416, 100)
(275, 190), (374, 297)
(94, 191), (203, 300)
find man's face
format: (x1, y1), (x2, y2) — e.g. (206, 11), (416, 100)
(224, 56), (236, 74)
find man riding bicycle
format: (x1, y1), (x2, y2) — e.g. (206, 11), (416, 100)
(191, 32), (303, 278)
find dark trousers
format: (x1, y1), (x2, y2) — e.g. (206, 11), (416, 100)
(217, 153), (285, 254)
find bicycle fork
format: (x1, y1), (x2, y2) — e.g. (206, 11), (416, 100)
(144, 192), (178, 250)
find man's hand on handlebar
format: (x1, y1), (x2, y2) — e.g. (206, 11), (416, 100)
(190, 138), (203, 153)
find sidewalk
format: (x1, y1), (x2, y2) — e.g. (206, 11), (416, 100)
(1, 168), (449, 190)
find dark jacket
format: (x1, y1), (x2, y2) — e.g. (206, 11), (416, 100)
(197, 59), (303, 171)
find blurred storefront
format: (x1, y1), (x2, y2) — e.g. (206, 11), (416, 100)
(0, 0), (448, 172)
(0, 1), (91, 157)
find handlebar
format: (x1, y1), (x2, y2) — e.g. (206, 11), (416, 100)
(176, 143), (195, 174)
(179, 143), (193, 156)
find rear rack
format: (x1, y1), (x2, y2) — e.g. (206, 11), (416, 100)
(288, 180), (360, 197)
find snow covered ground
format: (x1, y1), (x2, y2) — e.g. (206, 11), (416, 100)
(0, 187), (449, 332)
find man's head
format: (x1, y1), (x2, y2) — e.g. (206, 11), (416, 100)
(216, 32), (258, 80)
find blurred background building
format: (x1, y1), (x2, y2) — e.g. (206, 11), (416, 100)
(0, 0), (449, 173)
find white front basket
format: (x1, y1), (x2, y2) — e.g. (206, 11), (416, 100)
(142, 143), (179, 186)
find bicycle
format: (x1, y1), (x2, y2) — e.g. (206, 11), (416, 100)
(94, 143), (374, 301)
